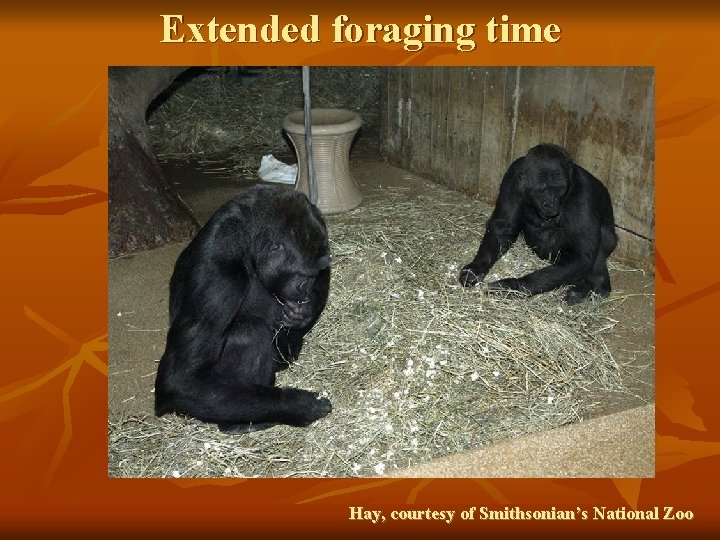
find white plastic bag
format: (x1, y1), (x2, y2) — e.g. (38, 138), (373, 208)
(257, 154), (297, 184)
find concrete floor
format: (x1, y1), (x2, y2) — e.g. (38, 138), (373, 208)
(391, 404), (655, 477)
(109, 152), (655, 477)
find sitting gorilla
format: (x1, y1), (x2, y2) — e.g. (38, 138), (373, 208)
(155, 185), (332, 433)
(459, 144), (617, 304)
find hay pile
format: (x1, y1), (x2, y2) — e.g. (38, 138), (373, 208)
(147, 67), (380, 178)
(109, 181), (639, 478)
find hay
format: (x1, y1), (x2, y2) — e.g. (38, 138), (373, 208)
(147, 67), (381, 178)
(109, 181), (646, 478)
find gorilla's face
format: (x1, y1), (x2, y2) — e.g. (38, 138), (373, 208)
(261, 238), (330, 304)
(253, 197), (330, 305)
(523, 156), (570, 220)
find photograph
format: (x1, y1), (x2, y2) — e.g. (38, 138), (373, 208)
(108, 65), (655, 479)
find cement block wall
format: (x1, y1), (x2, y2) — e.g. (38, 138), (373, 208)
(380, 66), (654, 269)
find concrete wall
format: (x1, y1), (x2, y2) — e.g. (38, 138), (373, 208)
(380, 66), (654, 269)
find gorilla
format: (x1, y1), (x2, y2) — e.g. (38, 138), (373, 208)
(155, 185), (332, 433)
(459, 144), (617, 304)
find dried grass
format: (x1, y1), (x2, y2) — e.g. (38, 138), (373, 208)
(109, 181), (646, 479)
(147, 67), (380, 178)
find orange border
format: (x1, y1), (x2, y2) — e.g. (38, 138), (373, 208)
(1, 2), (719, 537)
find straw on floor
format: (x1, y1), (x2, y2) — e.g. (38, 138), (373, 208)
(109, 181), (645, 478)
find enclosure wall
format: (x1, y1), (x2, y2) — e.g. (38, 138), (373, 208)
(380, 66), (654, 269)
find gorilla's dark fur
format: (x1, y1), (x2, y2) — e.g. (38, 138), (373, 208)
(155, 185), (332, 432)
(459, 144), (617, 304)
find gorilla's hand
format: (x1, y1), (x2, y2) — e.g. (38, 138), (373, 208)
(459, 264), (486, 287)
(294, 390), (333, 425)
(277, 295), (317, 329)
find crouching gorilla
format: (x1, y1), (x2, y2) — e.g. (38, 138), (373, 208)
(155, 185), (332, 433)
(459, 144), (617, 304)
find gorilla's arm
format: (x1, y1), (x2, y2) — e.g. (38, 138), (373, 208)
(489, 253), (595, 295)
(273, 266), (330, 365)
(155, 261), (251, 412)
(459, 161), (524, 287)
(156, 210), (253, 412)
(489, 208), (600, 295)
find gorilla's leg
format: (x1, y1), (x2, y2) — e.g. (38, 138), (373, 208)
(206, 322), (330, 431)
(564, 223), (616, 304)
(217, 422), (277, 434)
(564, 253), (612, 304)
(171, 380), (332, 431)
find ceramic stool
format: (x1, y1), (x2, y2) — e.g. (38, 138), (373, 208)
(283, 108), (363, 214)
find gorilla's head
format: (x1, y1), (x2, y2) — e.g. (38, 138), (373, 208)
(252, 188), (330, 303)
(522, 144), (572, 220)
